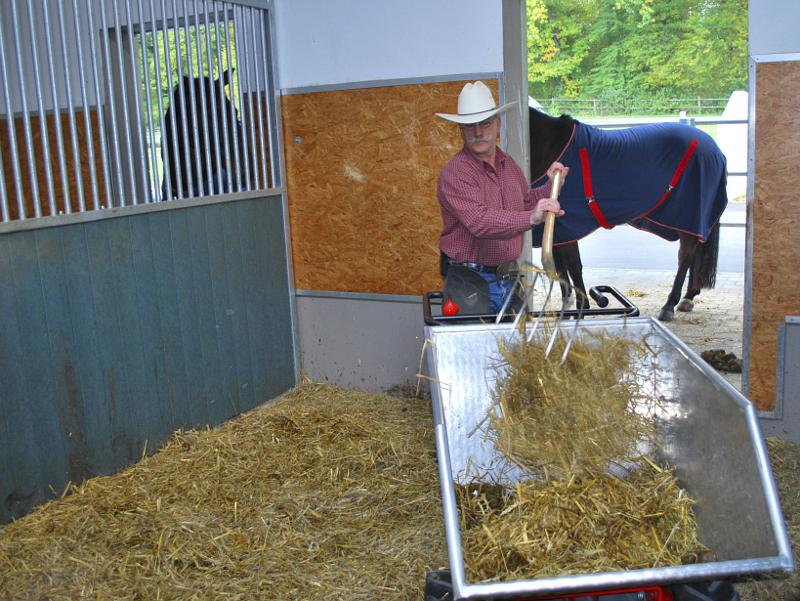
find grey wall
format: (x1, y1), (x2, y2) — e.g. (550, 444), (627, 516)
(296, 293), (428, 395)
(0, 196), (297, 523)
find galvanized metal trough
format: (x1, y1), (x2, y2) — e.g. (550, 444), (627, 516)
(424, 316), (794, 600)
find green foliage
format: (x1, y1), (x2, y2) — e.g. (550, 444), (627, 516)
(136, 21), (240, 128)
(527, 0), (748, 114)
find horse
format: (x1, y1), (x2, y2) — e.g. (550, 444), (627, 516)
(161, 70), (252, 200)
(528, 107), (728, 321)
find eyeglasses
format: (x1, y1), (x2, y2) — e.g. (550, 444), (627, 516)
(459, 116), (497, 131)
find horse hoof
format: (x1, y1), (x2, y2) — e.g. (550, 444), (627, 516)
(658, 308), (674, 322)
(676, 299), (694, 312)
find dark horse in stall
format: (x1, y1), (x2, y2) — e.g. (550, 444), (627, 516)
(529, 107), (728, 321)
(161, 69), (253, 200)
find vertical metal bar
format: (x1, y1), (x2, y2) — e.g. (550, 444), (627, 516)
(257, 8), (275, 187)
(56, 0), (87, 213)
(110, 2), (139, 205)
(160, 0), (184, 199)
(71, 0), (102, 211)
(95, 2), (125, 207)
(123, 0), (151, 203)
(192, 0), (213, 195)
(211, 1), (232, 193)
(41, 1), (72, 215)
(221, 2), (242, 191)
(0, 20), (24, 220)
(248, 7), (267, 189)
(10, 0), (41, 217)
(107, 1), (135, 205)
(201, 0), (223, 194)
(182, 0), (201, 197)
(231, 4), (251, 191)
(241, 8), (261, 188)
(137, 0), (164, 202)
(0, 145), (8, 222)
(24, 0), (55, 215)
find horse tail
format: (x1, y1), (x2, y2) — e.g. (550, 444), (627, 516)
(695, 221), (720, 289)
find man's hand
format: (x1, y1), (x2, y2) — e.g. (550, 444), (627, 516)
(531, 198), (564, 225)
(546, 161), (569, 181)
(530, 161), (569, 225)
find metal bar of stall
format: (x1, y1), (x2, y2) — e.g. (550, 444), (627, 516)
(192, 0), (214, 195)
(72, 0), (102, 211)
(0, 7), (26, 220)
(212, 2), (233, 193)
(161, 0), (184, 200)
(140, 0), (167, 202)
(124, 0), (152, 203)
(0, 147), (8, 222)
(87, 1), (115, 209)
(109, 1), (137, 205)
(238, 6), (260, 190)
(182, 0), (202, 198)
(214, 2), (236, 192)
(257, 9), (274, 187)
(201, 0), (223, 194)
(10, 0), (41, 217)
(248, 7), (267, 189)
(24, 0), (56, 216)
(97, 2), (127, 207)
(231, 4), (252, 191)
(56, 0), (87, 213)
(219, 2), (241, 192)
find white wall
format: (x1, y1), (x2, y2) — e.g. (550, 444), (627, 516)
(750, 0), (800, 56)
(272, 0), (503, 90)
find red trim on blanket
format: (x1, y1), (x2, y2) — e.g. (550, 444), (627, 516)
(579, 147), (612, 229)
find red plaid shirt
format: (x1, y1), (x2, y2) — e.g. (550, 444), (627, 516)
(437, 145), (552, 265)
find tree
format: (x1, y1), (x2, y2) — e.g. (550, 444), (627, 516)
(527, 0), (748, 109)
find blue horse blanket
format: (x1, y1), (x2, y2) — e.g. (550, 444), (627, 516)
(531, 121), (728, 246)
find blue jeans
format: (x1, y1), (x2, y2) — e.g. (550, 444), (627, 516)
(476, 271), (515, 313)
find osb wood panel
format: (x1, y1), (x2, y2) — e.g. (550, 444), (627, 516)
(1, 109), (108, 220)
(280, 80), (498, 295)
(750, 60), (800, 411)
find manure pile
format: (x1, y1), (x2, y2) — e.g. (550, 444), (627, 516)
(0, 383), (446, 600)
(458, 331), (708, 582)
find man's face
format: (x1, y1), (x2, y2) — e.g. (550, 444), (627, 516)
(460, 116), (499, 159)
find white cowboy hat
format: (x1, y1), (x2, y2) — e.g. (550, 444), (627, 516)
(435, 81), (517, 124)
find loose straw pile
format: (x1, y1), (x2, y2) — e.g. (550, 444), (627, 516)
(488, 330), (661, 479)
(0, 382), (446, 600)
(457, 330), (709, 582)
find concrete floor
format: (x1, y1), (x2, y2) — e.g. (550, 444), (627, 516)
(580, 267), (745, 391)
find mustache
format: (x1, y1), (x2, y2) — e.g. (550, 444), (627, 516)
(465, 134), (492, 145)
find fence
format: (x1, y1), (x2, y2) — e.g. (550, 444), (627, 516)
(537, 97), (730, 117)
(0, 0), (278, 225)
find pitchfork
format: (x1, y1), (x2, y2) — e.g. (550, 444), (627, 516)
(496, 169), (582, 362)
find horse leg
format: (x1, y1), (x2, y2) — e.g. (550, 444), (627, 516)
(563, 241), (590, 312)
(552, 244), (574, 309)
(676, 251), (702, 312)
(658, 234), (698, 321)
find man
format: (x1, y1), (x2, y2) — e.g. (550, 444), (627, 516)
(436, 81), (567, 313)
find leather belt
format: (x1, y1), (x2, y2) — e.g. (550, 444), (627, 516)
(449, 261), (498, 274)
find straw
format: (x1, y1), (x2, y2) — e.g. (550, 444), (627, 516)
(0, 382), (447, 600)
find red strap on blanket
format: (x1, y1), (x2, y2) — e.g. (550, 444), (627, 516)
(579, 147), (612, 229)
(651, 138), (699, 211)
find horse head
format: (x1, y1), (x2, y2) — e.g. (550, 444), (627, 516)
(528, 108), (575, 183)
(161, 70), (254, 199)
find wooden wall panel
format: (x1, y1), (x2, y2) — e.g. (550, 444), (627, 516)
(281, 80), (498, 295)
(750, 60), (800, 410)
(1, 109), (109, 219)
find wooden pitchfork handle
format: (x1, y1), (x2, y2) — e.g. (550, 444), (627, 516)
(541, 168), (564, 278)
